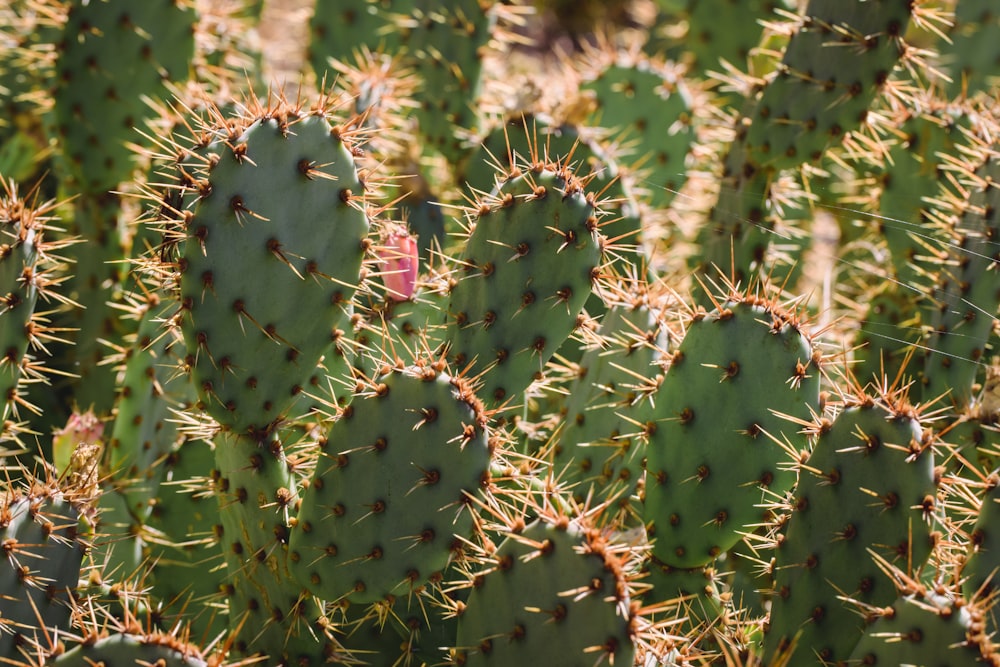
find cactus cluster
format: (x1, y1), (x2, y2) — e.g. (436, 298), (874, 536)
(1, 0), (1000, 665)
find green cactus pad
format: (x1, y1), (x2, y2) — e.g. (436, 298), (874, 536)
(848, 588), (996, 666)
(106, 292), (194, 517)
(408, 0), (496, 164)
(0, 481), (89, 659)
(289, 361), (491, 604)
(581, 60), (695, 210)
(444, 165), (606, 406)
(453, 514), (637, 666)
(144, 437), (227, 642)
(644, 296), (820, 568)
(53, 632), (209, 666)
(921, 153), (1000, 409)
(461, 115), (641, 258)
(308, 0), (416, 80)
(213, 428), (335, 661)
(763, 395), (938, 665)
(0, 181), (65, 426)
(171, 101), (369, 435)
(52, 0), (196, 194)
(945, 0), (1000, 98)
(743, 0), (913, 171)
(684, 0), (782, 78)
(963, 479), (1000, 608)
(553, 293), (668, 519)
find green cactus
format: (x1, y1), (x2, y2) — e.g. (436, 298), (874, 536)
(694, 0), (916, 293)
(643, 291), (821, 569)
(580, 58), (696, 210)
(550, 278), (670, 521)
(49, 0), (197, 416)
(444, 162), (607, 407)
(453, 511), (639, 666)
(0, 180), (72, 441)
(0, 475), (91, 660)
(0, 1), (999, 665)
(289, 359), (492, 604)
(921, 143), (1000, 409)
(308, 0), (416, 79)
(164, 99), (369, 436)
(945, 0), (1000, 99)
(763, 385), (938, 665)
(51, 632), (210, 667)
(849, 583), (997, 666)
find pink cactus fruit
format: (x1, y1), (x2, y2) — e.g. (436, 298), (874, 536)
(377, 227), (419, 301)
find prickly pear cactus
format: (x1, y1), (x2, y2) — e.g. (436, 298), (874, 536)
(848, 584), (998, 667)
(0, 478), (90, 660)
(164, 97), (370, 436)
(289, 359), (492, 604)
(52, 632), (210, 667)
(643, 293), (821, 568)
(763, 388), (938, 665)
(552, 282), (670, 519)
(453, 511), (638, 666)
(0, 181), (68, 435)
(52, 0), (196, 195)
(444, 163), (607, 407)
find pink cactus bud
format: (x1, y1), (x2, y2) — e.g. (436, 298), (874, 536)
(52, 409), (104, 475)
(378, 230), (419, 301)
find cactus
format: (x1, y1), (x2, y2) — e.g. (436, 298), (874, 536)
(763, 384), (938, 665)
(1, 0), (1000, 665)
(643, 291), (821, 569)
(0, 474), (91, 660)
(453, 509), (641, 666)
(848, 576), (998, 667)
(49, 0), (198, 417)
(0, 180), (72, 444)
(443, 161), (607, 407)
(289, 359), (492, 604)
(920, 137), (1000, 409)
(163, 96), (370, 436)
(580, 58), (696, 211)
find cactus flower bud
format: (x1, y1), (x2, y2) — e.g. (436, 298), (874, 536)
(378, 228), (419, 301)
(52, 409), (105, 497)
